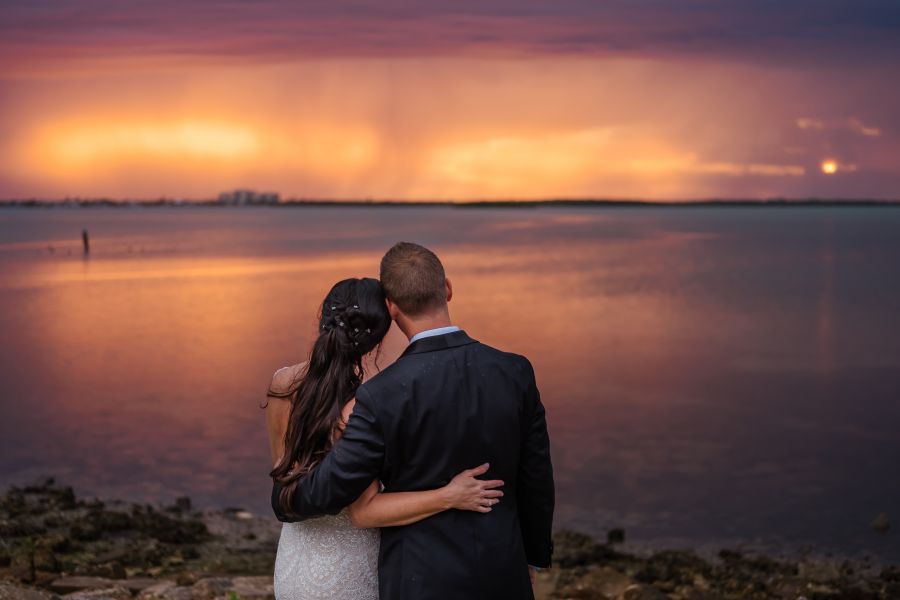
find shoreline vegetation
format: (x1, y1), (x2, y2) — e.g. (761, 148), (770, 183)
(1, 481), (897, 600)
(1, 198), (900, 209)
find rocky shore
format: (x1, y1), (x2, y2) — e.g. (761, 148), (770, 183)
(537, 530), (897, 600)
(0, 480), (278, 600)
(1, 480), (896, 600)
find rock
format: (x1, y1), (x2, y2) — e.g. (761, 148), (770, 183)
(871, 513), (890, 533)
(531, 569), (554, 600)
(62, 587), (131, 600)
(93, 550), (127, 564)
(797, 559), (841, 583)
(222, 508), (253, 521)
(621, 583), (668, 600)
(717, 549), (742, 561)
(230, 577), (274, 600)
(552, 530), (619, 568)
(136, 582), (176, 600)
(128, 508), (208, 544)
(50, 578), (117, 595)
(633, 550), (712, 587)
(769, 579), (807, 599)
(670, 587), (721, 600)
(190, 578), (232, 600)
(22, 477), (56, 492)
(77, 562), (126, 580)
(126, 577), (273, 600)
(56, 487), (78, 510)
(1, 520), (47, 537)
(10, 565), (36, 585)
(33, 548), (59, 573)
(137, 583), (191, 600)
(160, 589), (191, 600)
(117, 579), (159, 594)
(805, 582), (840, 596)
(174, 574), (199, 588)
(0, 581), (59, 600)
(607, 528), (625, 545)
(575, 566), (632, 599)
(69, 524), (101, 542)
(178, 546), (200, 561)
(44, 534), (73, 554)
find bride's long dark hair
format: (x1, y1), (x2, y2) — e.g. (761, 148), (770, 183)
(267, 277), (392, 517)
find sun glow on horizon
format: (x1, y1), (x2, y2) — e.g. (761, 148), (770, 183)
(821, 160), (838, 174)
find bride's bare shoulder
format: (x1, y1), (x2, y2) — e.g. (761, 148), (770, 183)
(268, 361), (307, 398)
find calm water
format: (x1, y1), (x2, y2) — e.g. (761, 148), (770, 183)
(1, 205), (898, 562)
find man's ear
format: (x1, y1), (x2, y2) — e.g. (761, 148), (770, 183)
(385, 298), (400, 320)
(445, 277), (453, 303)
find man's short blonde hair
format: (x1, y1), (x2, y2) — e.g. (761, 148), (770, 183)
(379, 242), (447, 316)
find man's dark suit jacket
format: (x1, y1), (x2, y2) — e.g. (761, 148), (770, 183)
(271, 330), (554, 600)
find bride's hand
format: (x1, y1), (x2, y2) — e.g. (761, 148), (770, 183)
(441, 463), (504, 513)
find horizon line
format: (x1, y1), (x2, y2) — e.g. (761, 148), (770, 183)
(2, 197), (900, 208)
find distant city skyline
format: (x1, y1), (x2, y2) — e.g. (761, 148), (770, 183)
(1, 1), (899, 201)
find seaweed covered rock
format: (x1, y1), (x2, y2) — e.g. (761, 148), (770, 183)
(61, 587), (131, 600)
(633, 550), (713, 589)
(4, 481), (896, 600)
(0, 479), (277, 590)
(0, 581), (59, 600)
(622, 583), (668, 600)
(552, 530), (620, 568)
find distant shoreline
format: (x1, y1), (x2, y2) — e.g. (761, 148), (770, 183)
(2, 198), (900, 209)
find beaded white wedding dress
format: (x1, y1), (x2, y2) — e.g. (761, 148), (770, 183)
(273, 508), (380, 600)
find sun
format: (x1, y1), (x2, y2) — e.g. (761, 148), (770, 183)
(821, 160), (838, 174)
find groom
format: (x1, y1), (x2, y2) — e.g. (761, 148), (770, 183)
(272, 242), (554, 599)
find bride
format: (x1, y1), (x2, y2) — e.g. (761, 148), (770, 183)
(264, 277), (504, 600)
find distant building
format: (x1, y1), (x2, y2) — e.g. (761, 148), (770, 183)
(255, 192), (280, 204)
(217, 189), (280, 205)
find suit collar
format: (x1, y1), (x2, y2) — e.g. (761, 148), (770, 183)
(400, 329), (478, 358)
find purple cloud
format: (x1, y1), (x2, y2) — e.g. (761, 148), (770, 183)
(2, 0), (899, 71)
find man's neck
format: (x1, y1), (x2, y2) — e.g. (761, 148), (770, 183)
(399, 312), (453, 341)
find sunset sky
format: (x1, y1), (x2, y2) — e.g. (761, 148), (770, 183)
(2, 1), (899, 201)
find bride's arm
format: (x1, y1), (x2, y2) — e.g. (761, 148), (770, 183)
(266, 364), (306, 467)
(348, 463), (504, 529)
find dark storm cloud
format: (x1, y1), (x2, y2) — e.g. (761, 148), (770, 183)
(2, 0), (899, 70)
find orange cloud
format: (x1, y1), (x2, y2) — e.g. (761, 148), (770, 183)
(422, 129), (804, 198)
(1, 57), (898, 200)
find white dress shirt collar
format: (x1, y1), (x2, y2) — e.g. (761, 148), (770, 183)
(408, 325), (461, 344)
